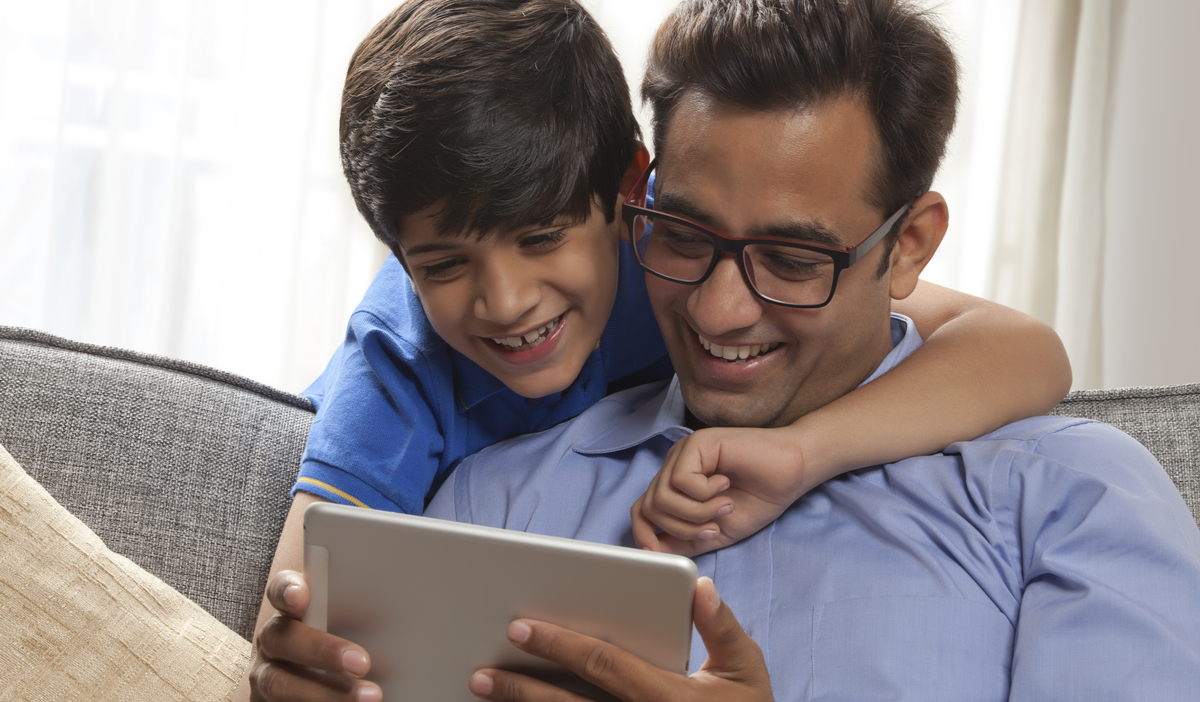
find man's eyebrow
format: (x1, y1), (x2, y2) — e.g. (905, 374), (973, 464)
(654, 191), (843, 247)
(747, 222), (843, 248)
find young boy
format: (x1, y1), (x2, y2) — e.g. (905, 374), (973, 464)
(239, 1), (1070, 700)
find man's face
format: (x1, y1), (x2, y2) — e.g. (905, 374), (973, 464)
(398, 200), (621, 399)
(649, 93), (899, 428)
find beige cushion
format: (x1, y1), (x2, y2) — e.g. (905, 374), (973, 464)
(0, 443), (252, 701)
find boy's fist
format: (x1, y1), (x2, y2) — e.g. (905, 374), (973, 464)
(631, 426), (814, 556)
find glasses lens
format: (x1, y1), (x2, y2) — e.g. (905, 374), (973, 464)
(743, 244), (836, 306)
(630, 214), (714, 283)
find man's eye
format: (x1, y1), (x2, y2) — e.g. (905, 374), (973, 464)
(422, 258), (466, 279)
(519, 230), (566, 250)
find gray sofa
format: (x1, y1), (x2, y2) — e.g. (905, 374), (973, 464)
(1, 325), (1198, 642)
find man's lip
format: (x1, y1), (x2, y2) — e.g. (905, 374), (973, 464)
(681, 323), (784, 383)
(693, 330), (782, 362)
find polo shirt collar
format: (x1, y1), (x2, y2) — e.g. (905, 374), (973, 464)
(450, 349), (508, 411)
(574, 377), (692, 455)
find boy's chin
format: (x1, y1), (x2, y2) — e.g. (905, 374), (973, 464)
(499, 367), (581, 400)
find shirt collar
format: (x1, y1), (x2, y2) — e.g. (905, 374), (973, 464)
(450, 349), (509, 411)
(572, 313), (922, 455)
(574, 377), (692, 455)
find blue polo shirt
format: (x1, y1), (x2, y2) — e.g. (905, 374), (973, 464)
(293, 241), (671, 514)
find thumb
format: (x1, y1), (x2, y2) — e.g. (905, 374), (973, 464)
(693, 577), (768, 678)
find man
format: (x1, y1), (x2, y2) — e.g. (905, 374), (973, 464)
(252, 1), (1200, 700)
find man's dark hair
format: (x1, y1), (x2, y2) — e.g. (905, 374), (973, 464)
(642, 0), (959, 275)
(341, 0), (638, 253)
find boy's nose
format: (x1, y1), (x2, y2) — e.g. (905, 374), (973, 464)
(474, 260), (541, 326)
(687, 254), (763, 337)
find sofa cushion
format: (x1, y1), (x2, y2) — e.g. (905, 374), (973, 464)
(0, 326), (313, 640)
(0, 443), (252, 700)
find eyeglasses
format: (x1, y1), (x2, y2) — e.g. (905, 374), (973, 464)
(621, 159), (911, 308)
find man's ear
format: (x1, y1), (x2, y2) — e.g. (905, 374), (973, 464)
(888, 191), (948, 300)
(615, 143), (652, 243)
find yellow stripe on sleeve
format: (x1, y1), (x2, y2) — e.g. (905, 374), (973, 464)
(297, 477), (371, 509)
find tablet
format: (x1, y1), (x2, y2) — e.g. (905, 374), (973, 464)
(303, 502), (697, 701)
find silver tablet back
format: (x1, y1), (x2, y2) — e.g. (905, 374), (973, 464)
(303, 502), (696, 701)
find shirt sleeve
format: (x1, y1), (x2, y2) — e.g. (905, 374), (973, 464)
(1005, 421), (1200, 699)
(294, 309), (449, 514)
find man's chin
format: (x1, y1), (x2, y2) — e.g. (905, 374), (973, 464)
(679, 386), (782, 430)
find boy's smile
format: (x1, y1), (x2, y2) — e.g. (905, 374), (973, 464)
(397, 201), (621, 399)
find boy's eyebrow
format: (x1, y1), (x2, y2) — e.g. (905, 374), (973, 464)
(404, 214), (590, 256)
(654, 191), (843, 247)
(401, 241), (462, 257)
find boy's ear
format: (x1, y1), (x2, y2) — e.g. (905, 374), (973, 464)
(889, 191), (948, 300)
(616, 143), (652, 243)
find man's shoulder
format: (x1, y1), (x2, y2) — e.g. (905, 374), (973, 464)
(432, 380), (673, 526)
(460, 380), (672, 467)
(946, 415), (1169, 497)
(962, 415), (1148, 459)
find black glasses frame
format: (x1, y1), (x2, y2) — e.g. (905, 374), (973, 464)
(621, 159), (912, 309)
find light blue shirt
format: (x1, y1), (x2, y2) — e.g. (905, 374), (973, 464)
(426, 314), (1200, 701)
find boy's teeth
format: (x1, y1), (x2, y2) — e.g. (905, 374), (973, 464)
(698, 334), (779, 362)
(491, 316), (561, 350)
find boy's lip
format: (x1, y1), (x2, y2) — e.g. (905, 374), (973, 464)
(481, 313), (568, 366)
(484, 314), (564, 346)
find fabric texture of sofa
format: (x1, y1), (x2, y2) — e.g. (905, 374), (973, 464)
(1, 324), (1198, 692)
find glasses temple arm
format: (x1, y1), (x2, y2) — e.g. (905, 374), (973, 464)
(847, 203), (911, 266)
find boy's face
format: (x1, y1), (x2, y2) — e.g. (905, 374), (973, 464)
(397, 201), (621, 399)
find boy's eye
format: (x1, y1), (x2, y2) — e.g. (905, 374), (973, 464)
(422, 258), (466, 280)
(518, 230), (566, 250)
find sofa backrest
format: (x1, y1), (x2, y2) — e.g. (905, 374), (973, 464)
(2, 325), (1198, 641)
(0, 326), (312, 641)
(1051, 384), (1200, 528)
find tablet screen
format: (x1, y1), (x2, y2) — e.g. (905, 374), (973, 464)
(303, 502), (696, 700)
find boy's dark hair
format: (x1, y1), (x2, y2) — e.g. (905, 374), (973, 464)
(341, 0), (638, 253)
(642, 0), (959, 275)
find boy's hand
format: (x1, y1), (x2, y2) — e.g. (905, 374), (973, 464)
(468, 577), (774, 702)
(249, 570), (382, 702)
(631, 426), (813, 556)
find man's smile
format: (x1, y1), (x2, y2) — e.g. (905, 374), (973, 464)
(697, 332), (782, 363)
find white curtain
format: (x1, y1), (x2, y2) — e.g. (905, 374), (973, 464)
(967, 0), (1200, 390)
(0, 0), (396, 392)
(2, 0), (1196, 393)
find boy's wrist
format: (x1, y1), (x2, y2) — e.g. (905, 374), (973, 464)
(777, 416), (840, 498)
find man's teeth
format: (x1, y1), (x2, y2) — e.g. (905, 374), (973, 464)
(698, 335), (779, 363)
(491, 317), (561, 349)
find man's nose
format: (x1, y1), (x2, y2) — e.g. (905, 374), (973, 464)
(687, 254), (763, 336)
(473, 258), (541, 326)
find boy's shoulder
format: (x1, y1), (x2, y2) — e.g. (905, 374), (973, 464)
(350, 255), (446, 355)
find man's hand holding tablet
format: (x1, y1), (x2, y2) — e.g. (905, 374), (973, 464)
(468, 577), (775, 702)
(253, 573), (773, 702)
(247, 505), (774, 702)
